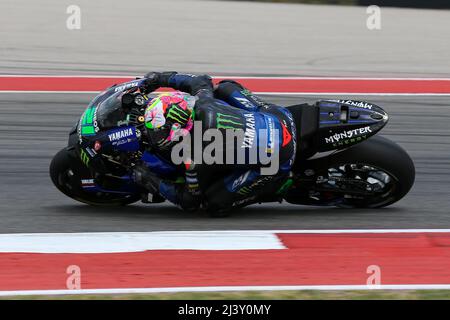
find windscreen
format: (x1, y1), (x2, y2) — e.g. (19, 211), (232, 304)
(78, 90), (126, 138)
(95, 91), (127, 129)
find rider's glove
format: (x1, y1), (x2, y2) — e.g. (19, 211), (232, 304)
(143, 71), (177, 93)
(142, 72), (160, 93)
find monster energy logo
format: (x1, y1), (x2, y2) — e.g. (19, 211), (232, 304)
(166, 105), (190, 124)
(276, 178), (293, 195)
(237, 176), (275, 195)
(80, 149), (90, 166)
(241, 89), (266, 107)
(238, 187), (252, 195)
(216, 113), (244, 129)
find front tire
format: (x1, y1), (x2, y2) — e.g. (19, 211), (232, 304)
(49, 147), (140, 206)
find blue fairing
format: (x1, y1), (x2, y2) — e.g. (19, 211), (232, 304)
(141, 151), (178, 176)
(81, 175), (139, 194)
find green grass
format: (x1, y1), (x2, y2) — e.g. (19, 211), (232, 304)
(3, 290), (450, 300)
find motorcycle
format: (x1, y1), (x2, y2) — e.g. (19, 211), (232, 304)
(50, 78), (415, 210)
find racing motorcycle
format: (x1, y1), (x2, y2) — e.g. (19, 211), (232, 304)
(50, 78), (415, 210)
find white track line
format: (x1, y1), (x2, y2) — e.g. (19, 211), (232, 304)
(2, 74), (450, 81)
(0, 231), (285, 253)
(0, 75), (137, 78)
(1, 284), (450, 296)
(217, 77), (450, 81)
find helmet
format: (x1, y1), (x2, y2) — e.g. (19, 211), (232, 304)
(144, 92), (194, 149)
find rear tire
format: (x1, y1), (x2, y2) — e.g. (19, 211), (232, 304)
(331, 136), (415, 208)
(286, 136), (415, 208)
(49, 147), (140, 206)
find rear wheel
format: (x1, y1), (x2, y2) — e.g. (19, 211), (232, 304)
(285, 136), (415, 208)
(49, 147), (140, 206)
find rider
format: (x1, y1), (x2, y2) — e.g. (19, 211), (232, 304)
(133, 71), (297, 214)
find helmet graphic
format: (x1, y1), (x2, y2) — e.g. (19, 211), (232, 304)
(144, 92), (194, 149)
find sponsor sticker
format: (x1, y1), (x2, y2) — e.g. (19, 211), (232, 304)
(232, 171), (251, 191)
(325, 126), (373, 144)
(242, 113), (256, 148)
(114, 81), (140, 92)
(335, 100), (374, 110)
(108, 127), (134, 142)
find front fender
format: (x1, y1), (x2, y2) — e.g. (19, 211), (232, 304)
(68, 121), (79, 148)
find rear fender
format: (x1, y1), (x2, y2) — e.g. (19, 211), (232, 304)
(315, 99), (388, 152)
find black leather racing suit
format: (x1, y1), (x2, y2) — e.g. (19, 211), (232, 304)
(142, 72), (297, 212)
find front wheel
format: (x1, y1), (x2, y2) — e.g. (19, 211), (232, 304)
(49, 147), (140, 206)
(285, 136), (415, 208)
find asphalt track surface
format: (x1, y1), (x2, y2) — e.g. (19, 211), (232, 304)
(1, 92), (449, 233)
